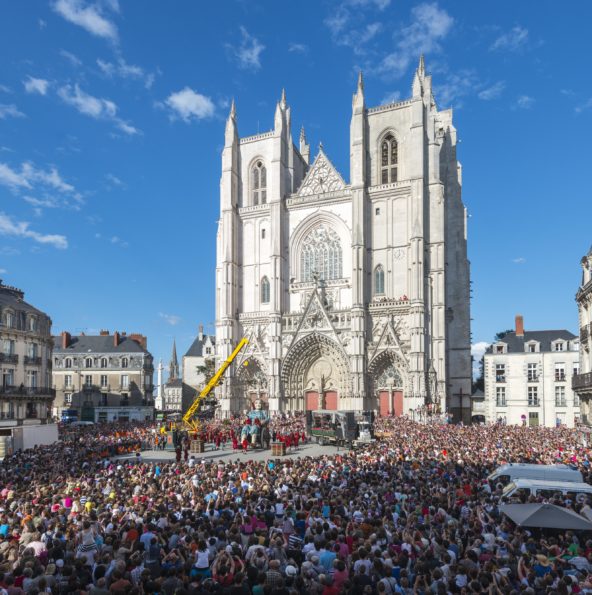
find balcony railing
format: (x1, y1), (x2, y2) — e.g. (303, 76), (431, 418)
(573, 372), (592, 391)
(0, 354), (18, 364)
(555, 373), (566, 382)
(24, 356), (42, 366)
(496, 375), (506, 383)
(0, 385), (55, 397)
(527, 375), (539, 382)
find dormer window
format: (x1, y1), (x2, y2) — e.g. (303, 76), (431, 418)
(495, 344), (506, 354)
(554, 341), (565, 352)
(526, 341), (538, 353)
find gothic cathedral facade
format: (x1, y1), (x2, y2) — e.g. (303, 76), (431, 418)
(215, 58), (471, 421)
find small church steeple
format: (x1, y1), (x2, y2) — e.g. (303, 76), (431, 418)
(169, 339), (179, 380)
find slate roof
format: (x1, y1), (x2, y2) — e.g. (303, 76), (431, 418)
(0, 283), (48, 317)
(53, 335), (147, 354)
(165, 378), (183, 388)
(488, 330), (577, 354)
(184, 334), (215, 357)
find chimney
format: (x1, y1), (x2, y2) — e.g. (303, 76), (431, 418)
(199, 324), (204, 341)
(515, 315), (524, 337)
(100, 330), (109, 336)
(129, 333), (147, 350)
(61, 331), (71, 349)
(113, 331), (120, 347)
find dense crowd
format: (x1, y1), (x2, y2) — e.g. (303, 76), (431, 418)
(1, 416), (592, 594)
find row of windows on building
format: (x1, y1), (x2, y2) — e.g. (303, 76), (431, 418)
(495, 386), (579, 408)
(248, 135), (399, 205)
(1, 311), (39, 332)
(61, 373), (152, 389)
(493, 341), (576, 354)
(2, 340), (42, 358)
(63, 393), (130, 405)
(257, 265), (386, 304)
(0, 369), (48, 388)
(494, 362), (579, 383)
(59, 357), (133, 369)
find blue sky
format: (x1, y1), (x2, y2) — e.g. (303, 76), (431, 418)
(1, 0), (591, 379)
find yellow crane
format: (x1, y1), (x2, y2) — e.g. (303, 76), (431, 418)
(182, 337), (248, 433)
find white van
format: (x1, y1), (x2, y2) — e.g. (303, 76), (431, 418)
(502, 479), (592, 502)
(488, 463), (583, 486)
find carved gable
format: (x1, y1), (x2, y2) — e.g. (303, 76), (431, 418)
(296, 149), (346, 196)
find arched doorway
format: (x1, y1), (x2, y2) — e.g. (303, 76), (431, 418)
(368, 351), (407, 416)
(281, 333), (351, 411)
(236, 358), (269, 411)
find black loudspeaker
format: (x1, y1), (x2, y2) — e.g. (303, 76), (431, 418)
(305, 410), (312, 431)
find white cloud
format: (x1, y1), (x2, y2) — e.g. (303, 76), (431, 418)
(0, 212), (67, 249)
(39, 19), (47, 29)
(0, 104), (25, 119)
(159, 312), (181, 326)
(512, 257), (527, 264)
(381, 90), (401, 104)
(60, 49), (83, 67)
(490, 26), (528, 52)
(434, 69), (479, 108)
(0, 268), (7, 274)
(163, 87), (215, 122)
(375, 2), (454, 78)
(288, 43), (308, 54)
(515, 95), (534, 109)
(105, 173), (123, 187)
(97, 57), (154, 88)
(228, 27), (265, 71)
(52, 0), (118, 42)
(58, 84), (139, 135)
(575, 97), (592, 114)
(471, 341), (490, 379)
(23, 77), (50, 96)
(0, 85), (11, 94)
(0, 163), (32, 189)
(477, 81), (505, 101)
(110, 235), (128, 247)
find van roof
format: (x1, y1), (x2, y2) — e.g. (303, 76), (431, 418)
(511, 479), (592, 490)
(495, 463), (577, 471)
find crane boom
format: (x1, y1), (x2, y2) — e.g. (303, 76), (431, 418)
(182, 337), (248, 430)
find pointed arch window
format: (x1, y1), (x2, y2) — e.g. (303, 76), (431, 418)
(380, 134), (398, 184)
(252, 160), (267, 205)
(261, 276), (270, 304)
(374, 265), (385, 295)
(300, 225), (343, 282)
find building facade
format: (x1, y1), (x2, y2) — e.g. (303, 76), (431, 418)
(162, 340), (195, 413)
(183, 325), (216, 391)
(485, 316), (580, 427)
(52, 330), (154, 422)
(0, 280), (54, 426)
(574, 246), (592, 424)
(215, 57), (472, 420)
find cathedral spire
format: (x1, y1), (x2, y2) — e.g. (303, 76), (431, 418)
(352, 70), (365, 111)
(412, 55), (426, 97)
(280, 88), (287, 110)
(169, 339), (179, 380)
(299, 125), (310, 165)
(224, 99), (238, 147)
(418, 54), (425, 78)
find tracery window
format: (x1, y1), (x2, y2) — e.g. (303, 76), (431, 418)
(252, 160), (267, 205)
(376, 363), (403, 388)
(380, 134), (398, 184)
(300, 226), (343, 282)
(374, 265), (385, 295)
(261, 277), (270, 304)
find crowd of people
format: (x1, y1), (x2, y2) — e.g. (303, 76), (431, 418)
(1, 415), (592, 594)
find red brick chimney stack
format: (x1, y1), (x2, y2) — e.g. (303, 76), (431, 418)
(129, 333), (147, 350)
(113, 331), (120, 347)
(515, 315), (524, 337)
(99, 330), (109, 336)
(61, 331), (71, 349)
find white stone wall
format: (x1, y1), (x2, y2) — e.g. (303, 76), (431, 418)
(485, 341), (580, 427)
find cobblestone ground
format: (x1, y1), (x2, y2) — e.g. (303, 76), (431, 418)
(116, 440), (343, 464)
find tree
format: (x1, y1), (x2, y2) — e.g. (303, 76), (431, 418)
(195, 359), (217, 387)
(494, 329), (513, 341)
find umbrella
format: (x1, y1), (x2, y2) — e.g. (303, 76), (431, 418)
(500, 503), (592, 531)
